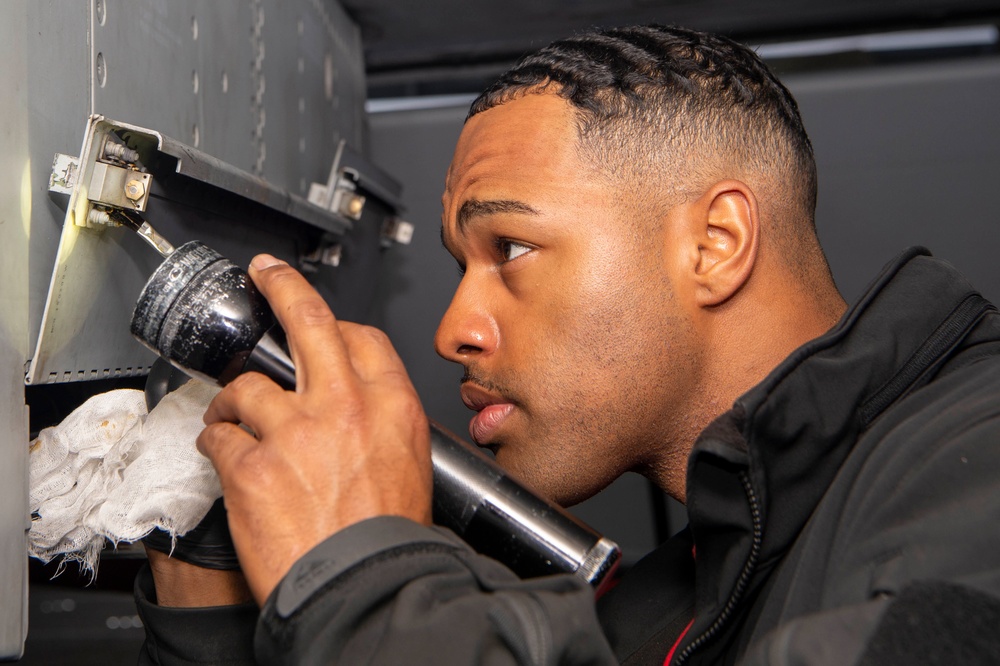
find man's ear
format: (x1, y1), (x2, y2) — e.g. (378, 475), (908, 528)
(691, 180), (760, 307)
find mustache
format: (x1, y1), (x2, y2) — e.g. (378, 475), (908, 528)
(460, 368), (515, 399)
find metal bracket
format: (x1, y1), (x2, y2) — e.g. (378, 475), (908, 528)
(88, 162), (152, 212)
(48, 153), (80, 195)
(49, 133), (153, 230)
(28, 115), (367, 385)
(308, 139), (413, 248)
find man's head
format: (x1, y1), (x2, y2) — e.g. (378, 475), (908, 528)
(470, 24), (820, 263)
(436, 25), (844, 506)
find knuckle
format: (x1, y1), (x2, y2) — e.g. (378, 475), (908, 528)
(362, 325), (391, 347)
(228, 371), (272, 395)
(197, 423), (240, 464)
(260, 263), (302, 288)
(349, 324), (392, 349)
(196, 423), (221, 452)
(290, 298), (336, 328)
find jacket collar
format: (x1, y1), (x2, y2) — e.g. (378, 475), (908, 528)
(681, 246), (995, 648)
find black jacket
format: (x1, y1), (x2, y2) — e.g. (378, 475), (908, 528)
(137, 248), (1000, 665)
(602, 247), (1000, 664)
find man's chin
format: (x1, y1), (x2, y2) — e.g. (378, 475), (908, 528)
(492, 450), (562, 505)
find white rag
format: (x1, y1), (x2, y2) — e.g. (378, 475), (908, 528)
(28, 380), (222, 575)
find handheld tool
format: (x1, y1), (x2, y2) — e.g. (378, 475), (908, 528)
(129, 236), (621, 589)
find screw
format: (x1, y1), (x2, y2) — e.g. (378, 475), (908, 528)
(345, 194), (364, 218)
(103, 142), (139, 163)
(87, 209), (112, 226)
(125, 179), (145, 200)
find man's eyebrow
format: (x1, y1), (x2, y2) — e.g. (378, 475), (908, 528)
(456, 199), (540, 232)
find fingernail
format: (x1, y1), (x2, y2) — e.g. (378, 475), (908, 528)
(250, 254), (286, 271)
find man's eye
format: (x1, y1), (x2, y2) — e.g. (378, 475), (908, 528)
(498, 239), (532, 262)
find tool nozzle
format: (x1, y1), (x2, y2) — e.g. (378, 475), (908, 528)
(110, 209), (175, 258)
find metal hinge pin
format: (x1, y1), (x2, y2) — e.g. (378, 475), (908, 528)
(103, 142), (139, 164)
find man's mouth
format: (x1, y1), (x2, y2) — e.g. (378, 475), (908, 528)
(460, 383), (515, 446)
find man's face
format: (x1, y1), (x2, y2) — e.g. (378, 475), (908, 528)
(436, 93), (699, 506)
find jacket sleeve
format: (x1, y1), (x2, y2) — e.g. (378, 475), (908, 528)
(134, 563), (259, 665)
(253, 516), (617, 665)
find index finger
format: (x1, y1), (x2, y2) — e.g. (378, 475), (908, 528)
(248, 254), (354, 392)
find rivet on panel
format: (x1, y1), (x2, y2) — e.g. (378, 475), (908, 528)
(221, 70), (229, 94)
(96, 52), (107, 87)
(192, 124), (200, 148)
(192, 70), (200, 95)
(95, 0), (106, 26)
(324, 53), (334, 101)
(191, 16), (199, 41)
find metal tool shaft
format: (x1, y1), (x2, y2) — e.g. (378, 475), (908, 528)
(111, 209), (175, 257)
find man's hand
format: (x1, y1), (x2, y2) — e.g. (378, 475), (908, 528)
(196, 254), (433, 605)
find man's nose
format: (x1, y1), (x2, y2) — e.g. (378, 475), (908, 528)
(434, 279), (499, 363)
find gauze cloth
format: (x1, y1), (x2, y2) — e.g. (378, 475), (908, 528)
(28, 380), (221, 574)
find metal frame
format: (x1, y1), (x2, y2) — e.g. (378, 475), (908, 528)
(5, 0), (380, 658)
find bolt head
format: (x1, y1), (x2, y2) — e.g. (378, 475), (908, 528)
(125, 179), (145, 200)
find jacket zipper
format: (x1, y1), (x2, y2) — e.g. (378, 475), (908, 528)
(673, 471), (763, 666)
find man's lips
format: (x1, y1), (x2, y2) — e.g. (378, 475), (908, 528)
(461, 383), (515, 445)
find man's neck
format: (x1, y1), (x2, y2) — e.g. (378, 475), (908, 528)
(646, 267), (847, 504)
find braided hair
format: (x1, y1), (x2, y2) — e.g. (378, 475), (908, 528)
(470, 25), (819, 241)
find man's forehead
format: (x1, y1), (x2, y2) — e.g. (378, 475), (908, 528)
(444, 93), (579, 199)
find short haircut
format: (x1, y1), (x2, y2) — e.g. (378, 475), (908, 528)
(469, 25), (820, 249)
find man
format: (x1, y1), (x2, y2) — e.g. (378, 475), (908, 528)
(136, 25), (1000, 664)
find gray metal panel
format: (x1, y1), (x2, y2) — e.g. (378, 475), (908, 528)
(190, 3), (257, 174)
(26, 119), (165, 385)
(90, 0), (366, 182)
(25, 0), (368, 384)
(25, 1), (92, 355)
(25, 116), (362, 385)
(256, 0), (367, 196)
(93, 1), (204, 148)
(1, 3), (31, 658)
(10, 0), (369, 654)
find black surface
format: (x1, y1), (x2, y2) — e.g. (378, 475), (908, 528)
(343, 0), (1000, 92)
(22, 558), (146, 666)
(26, 377), (147, 436)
